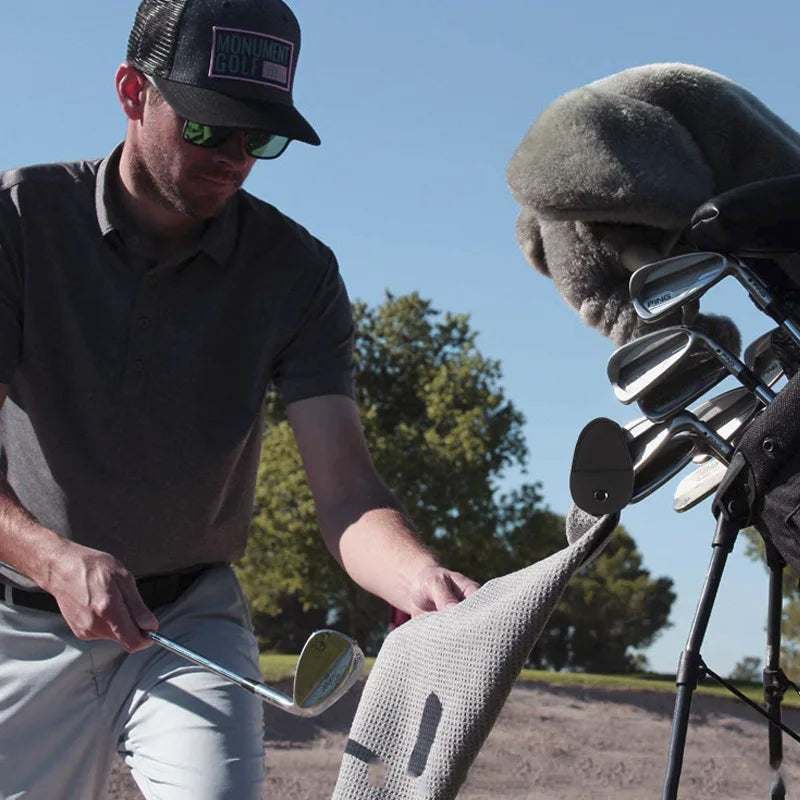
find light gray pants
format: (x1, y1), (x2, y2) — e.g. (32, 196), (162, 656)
(0, 564), (266, 800)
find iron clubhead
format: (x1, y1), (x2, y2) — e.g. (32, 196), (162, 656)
(630, 252), (730, 321)
(607, 327), (694, 404)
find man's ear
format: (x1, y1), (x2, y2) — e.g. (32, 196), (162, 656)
(116, 63), (148, 121)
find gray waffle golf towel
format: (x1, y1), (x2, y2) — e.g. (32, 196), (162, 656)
(332, 506), (618, 799)
(507, 62), (800, 351)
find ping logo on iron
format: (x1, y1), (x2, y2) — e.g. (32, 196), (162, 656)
(645, 292), (675, 308)
(209, 27), (294, 90)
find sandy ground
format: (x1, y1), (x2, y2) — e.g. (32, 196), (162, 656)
(107, 679), (800, 799)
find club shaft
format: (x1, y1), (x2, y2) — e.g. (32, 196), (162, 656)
(148, 631), (293, 710)
(736, 264), (800, 347)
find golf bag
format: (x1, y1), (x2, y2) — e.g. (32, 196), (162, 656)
(719, 365), (800, 568)
(690, 175), (800, 575)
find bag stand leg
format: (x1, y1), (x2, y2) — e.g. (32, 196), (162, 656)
(764, 543), (787, 799)
(662, 523), (790, 799)
(662, 514), (739, 799)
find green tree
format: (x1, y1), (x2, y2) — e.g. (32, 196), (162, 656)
(237, 292), (675, 665)
(742, 527), (800, 676)
(729, 656), (762, 683)
(237, 293), (528, 647)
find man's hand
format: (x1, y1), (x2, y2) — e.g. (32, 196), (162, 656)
(407, 565), (480, 617)
(41, 541), (158, 653)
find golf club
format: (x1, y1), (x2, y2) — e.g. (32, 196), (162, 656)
(744, 328), (785, 388)
(629, 251), (800, 346)
(608, 327), (700, 405)
(673, 458), (729, 513)
(630, 433), (695, 503)
(689, 385), (760, 463)
(671, 387), (764, 508)
(609, 325), (776, 409)
(625, 411), (734, 502)
(148, 628), (365, 717)
(636, 354), (728, 422)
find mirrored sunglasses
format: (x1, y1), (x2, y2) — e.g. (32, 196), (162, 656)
(182, 120), (291, 159)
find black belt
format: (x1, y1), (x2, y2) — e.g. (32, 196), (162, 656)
(2, 565), (210, 615)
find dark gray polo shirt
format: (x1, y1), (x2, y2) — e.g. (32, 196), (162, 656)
(0, 146), (354, 589)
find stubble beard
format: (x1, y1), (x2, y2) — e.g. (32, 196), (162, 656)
(133, 148), (233, 223)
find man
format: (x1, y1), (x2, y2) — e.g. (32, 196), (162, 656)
(0, 0), (478, 797)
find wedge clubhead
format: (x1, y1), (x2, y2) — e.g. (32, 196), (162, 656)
(673, 458), (729, 512)
(148, 629), (365, 717)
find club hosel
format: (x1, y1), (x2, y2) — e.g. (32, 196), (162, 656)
(671, 413), (733, 464)
(738, 369), (777, 405)
(710, 344), (776, 404)
(238, 676), (262, 695)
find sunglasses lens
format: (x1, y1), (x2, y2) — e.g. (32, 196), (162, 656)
(183, 120), (290, 159)
(183, 120), (227, 148)
(245, 132), (291, 159)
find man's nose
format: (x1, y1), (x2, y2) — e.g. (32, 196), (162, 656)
(214, 131), (252, 166)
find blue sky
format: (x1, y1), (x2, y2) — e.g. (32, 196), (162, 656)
(4, 1), (800, 675)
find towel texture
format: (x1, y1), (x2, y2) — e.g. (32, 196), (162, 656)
(331, 507), (618, 799)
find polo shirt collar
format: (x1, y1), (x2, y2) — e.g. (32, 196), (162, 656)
(94, 144), (240, 268)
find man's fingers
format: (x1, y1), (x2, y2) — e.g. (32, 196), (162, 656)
(116, 573), (158, 649)
(412, 567), (481, 614)
(449, 572), (480, 600)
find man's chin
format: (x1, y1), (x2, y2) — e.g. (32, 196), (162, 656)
(179, 192), (236, 221)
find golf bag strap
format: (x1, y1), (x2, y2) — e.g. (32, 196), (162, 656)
(711, 452), (758, 527)
(732, 364), (800, 494)
(715, 366), (800, 572)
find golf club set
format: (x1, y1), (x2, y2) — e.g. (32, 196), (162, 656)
(572, 248), (798, 519)
(568, 174), (800, 799)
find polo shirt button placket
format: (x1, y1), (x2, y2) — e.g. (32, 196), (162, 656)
(124, 274), (159, 396)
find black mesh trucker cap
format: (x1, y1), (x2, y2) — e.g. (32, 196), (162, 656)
(127, 0), (320, 146)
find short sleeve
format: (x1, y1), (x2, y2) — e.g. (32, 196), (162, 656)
(272, 251), (355, 405)
(0, 193), (23, 383)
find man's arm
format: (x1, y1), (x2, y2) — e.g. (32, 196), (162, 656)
(286, 394), (479, 616)
(0, 383), (157, 651)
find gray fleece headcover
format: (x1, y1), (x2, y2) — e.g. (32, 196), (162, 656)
(507, 63), (800, 350)
(332, 507), (618, 799)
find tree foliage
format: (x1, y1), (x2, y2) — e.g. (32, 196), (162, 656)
(741, 527), (800, 676)
(498, 487), (675, 672)
(236, 292), (675, 668)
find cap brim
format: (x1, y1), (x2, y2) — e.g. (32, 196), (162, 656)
(151, 77), (320, 146)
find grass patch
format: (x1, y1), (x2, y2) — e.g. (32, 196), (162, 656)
(258, 653), (800, 709)
(517, 668), (800, 707)
(259, 653), (376, 683)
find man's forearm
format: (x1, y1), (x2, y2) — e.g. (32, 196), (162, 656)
(0, 474), (158, 650)
(0, 475), (65, 589)
(321, 499), (442, 613)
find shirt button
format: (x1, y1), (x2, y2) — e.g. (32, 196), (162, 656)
(138, 317), (150, 329)
(134, 358), (144, 372)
